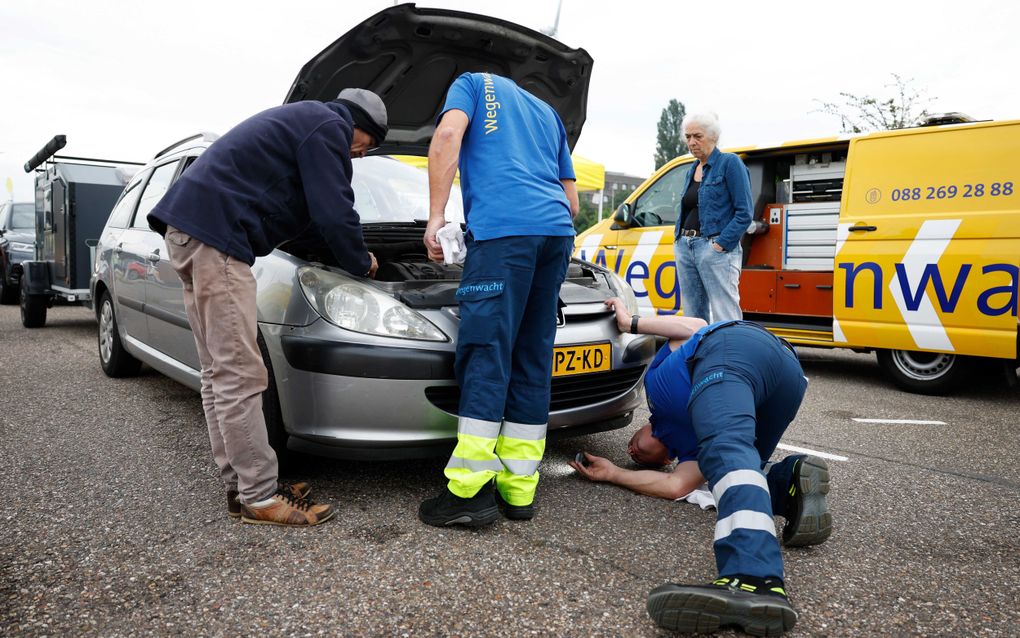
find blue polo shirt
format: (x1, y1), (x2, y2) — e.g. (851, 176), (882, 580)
(644, 321), (740, 462)
(440, 72), (576, 240)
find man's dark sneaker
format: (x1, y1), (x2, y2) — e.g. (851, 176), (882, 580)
(418, 487), (499, 528)
(782, 455), (832, 547)
(495, 490), (534, 521)
(647, 576), (797, 636)
(227, 482), (311, 518)
(239, 484), (334, 527)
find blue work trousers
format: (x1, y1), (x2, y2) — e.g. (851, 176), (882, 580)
(687, 323), (807, 580)
(446, 234), (573, 501)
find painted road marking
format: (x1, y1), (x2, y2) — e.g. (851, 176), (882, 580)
(852, 418), (946, 425)
(776, 444), (848, 462)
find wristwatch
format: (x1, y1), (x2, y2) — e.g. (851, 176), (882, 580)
(630, 314), (640, 334)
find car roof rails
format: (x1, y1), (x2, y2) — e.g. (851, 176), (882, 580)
(153, 131), (221, 159)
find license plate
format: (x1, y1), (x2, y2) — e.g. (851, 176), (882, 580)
(552, 342), (612, 377)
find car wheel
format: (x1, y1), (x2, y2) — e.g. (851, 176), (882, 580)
(97, 291), (142, 377)
(19, 276), (47, 328)
(876, 348), (971, 395)
(257, 332), (291, 468)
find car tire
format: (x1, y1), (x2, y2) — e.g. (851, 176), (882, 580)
(876, 348), (972, 396)
(19, 276), (47, 328)
(97, 291), (142, 377)
(257, 332), (291, 468)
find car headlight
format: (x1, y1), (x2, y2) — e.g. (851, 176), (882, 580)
(10, 242), (34, 253)
(606, 270), (640, 316)
(297, 266), (447, 341)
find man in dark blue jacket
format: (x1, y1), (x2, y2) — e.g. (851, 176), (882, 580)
(148, 88), (387, 527)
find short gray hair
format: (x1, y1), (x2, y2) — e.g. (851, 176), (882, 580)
(682, 112), (721, 143)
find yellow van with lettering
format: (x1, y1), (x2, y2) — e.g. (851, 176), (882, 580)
(575, 116), (1020, 394)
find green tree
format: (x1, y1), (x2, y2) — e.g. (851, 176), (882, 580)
(815, 74), (932, 133)
(654, 99), (688, 169)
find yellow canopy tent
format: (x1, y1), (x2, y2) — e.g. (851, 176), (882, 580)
(393, 154), (605, 191)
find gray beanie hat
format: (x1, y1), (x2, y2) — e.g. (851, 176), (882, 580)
(336, 88), (388, 145)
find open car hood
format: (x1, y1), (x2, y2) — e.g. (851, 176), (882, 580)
(283, 3), (593, 155)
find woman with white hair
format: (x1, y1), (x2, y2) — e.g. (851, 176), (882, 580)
(673, 112), (753, 322)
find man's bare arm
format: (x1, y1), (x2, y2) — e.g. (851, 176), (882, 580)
(561, 178), (579, 219)
(424, 109), (469, 262)
(570, 453), (705, 500)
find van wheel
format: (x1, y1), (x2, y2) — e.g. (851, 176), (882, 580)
(97, 291), (142, 377)
(19, 277), (47, 328)
(257, 333), (291, 469)
(876, 349), (970, 395)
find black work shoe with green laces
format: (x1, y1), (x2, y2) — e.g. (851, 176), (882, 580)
(783, 455), (832, 547)
(495, 490), (534, 520)
(647, 576), (797, 636)
(418, 487), (499, 528)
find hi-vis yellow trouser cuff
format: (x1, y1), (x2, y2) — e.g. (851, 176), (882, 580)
(445, 418), (547, 506)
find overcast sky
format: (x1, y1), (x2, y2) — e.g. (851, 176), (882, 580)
(2, 0), (1018, 201)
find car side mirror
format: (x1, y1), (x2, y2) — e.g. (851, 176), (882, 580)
(611, 203), (632, 230)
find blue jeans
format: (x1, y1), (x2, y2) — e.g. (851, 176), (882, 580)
(674, 237), (742, 322)
(686, 323), (808, 580)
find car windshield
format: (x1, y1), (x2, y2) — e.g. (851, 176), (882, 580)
(11, 203), (35, 229)
(352, 156), (464, 224)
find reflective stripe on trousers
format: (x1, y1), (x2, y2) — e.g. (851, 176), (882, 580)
(688, 323), (808, 580)
(445, 417), (547, 506)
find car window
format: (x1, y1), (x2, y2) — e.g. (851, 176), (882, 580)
(11, 203), (35, 229)
(132, 161), (179, 228)
(631, 163), (692, 227)
(352, 156), (464, 223)
(107, 172), (149, 229)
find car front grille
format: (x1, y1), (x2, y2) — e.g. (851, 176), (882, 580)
(424, 365), (645, 414)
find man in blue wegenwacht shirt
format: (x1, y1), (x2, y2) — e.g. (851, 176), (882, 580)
(571, 298), (833, 636)
(418, 72), (579, 528)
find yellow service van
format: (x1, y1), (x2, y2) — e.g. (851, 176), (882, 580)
(576, 117), (1019, 394)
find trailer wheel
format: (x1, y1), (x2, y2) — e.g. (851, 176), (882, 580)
(19, 277), (47, 328)
(0, 276), (18, 304)
(97, 291), (141, 377)
(876, 349), (971, 396)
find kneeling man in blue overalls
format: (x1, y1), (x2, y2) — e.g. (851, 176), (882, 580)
(419, 72), (579, 527)
(572, 298), (833, 636)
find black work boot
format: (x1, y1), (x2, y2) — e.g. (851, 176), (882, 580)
(495, 490), (534, 521)
(647, 575), (797, 636)
(418, 486), (499, 528)
(782, 455), (832, 547)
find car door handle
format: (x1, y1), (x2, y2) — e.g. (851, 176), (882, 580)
(849, 224), (878, 232)
(783, 283), (800, 289)
(604, 245), (617, 250)
(147, 250), (161, 263)
(114, 243), (124, 255)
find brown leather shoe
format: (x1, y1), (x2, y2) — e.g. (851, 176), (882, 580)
(227, 482), (311, 518)
(240, 486), (335, 527)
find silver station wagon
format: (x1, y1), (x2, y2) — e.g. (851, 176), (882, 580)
(89, 4), (654, 460)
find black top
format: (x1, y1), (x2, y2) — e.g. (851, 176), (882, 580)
(681, 178), (701, 232)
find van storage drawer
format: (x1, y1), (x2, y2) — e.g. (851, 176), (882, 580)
(775, 271), (833, 317)
(784, 202), (840, 271)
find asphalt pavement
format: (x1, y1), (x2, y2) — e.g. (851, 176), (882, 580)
(2, 305), (1018, 637)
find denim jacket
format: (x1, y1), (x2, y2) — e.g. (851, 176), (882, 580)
(673, 147), (753, 251)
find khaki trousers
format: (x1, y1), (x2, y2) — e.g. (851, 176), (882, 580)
(165, 226), (278, 503)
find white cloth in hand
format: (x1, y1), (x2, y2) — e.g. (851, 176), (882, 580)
(436, 222), (466, 265)
(677, 484), (716, 510)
